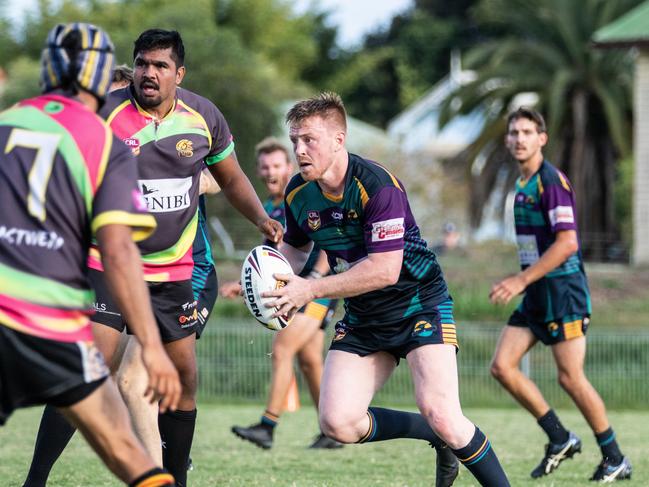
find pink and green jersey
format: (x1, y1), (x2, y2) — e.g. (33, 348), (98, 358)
(89, 86), (234, 282)
(0, 94), (156, 342)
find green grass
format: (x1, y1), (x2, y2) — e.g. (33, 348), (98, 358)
(1, 403), (646, 486)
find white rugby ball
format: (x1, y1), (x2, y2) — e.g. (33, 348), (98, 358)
(241, 245), (294, 331)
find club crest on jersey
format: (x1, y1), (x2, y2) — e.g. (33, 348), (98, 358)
(124, 137), (141, 156)
(176, 139), (194, 157)
(347, 209), (358, 220)
(307, 210), (321, 231)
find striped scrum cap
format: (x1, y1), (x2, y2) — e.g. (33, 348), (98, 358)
(40, 22), (115, 102)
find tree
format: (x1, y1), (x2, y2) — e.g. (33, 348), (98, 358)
(440, 0), (642, 260)
(331, 1), (482, 127)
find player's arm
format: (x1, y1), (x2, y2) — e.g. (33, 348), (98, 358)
(208, 153), (283, 243)
(490, 230), (578, 305)
(96, 224), (181, 413)
(308, 249), (330, 278)
(279, 241), (314, 275)
(268, 246), (402, 317)
(199, 167), (221, 195)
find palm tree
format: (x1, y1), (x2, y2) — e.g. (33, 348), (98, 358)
(440, 0), (641, 260)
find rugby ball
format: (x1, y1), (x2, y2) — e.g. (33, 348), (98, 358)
(241, 245), (294, 331)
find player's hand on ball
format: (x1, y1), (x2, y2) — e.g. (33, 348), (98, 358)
(263, 273), (314, 319)
(257, 217), (284, 244)
(141, 344), (181, 413)
(220, 280), (242, 299)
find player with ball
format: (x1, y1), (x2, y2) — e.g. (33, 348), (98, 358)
(262, 92), (511, 487)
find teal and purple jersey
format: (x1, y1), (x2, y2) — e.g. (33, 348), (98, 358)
(513, 160), (591, 323)
(88, 86), (234, 282)
(263, 196), (318, 276)
(0, 94), (156, 342)
(283, 153), (448, 327)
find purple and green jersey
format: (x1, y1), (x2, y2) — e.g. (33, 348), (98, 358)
(513, 160), (591, 323)
(283, 153), (448, 327)
(89, 86), (234, 282)
(262, 196), (318, 276)
(0, 94), (156, 342)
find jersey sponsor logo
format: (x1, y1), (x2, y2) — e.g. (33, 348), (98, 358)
(371, 217), (405, 242)
(331, 210), (344, 220)
(516, 234), (539, 265)
(307, 210), (321, 231)
(0, 225), (64, 250)
(124, 137), (141, 156)
(176, 139), (194, 158)
(138, 177), (192, 213)
(548, 205), (574, 226)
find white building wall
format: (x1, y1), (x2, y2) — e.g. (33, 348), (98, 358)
(633, 50), (649, 265)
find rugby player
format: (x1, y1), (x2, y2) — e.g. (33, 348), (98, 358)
(23, 28), (281, 487)
(1, 23), (180, 486)
(264, 92), (510, 487)
(489, 107), (631, 482)
(227, 137), (342, 450)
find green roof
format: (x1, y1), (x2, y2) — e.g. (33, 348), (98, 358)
(593, 1), (649, 47)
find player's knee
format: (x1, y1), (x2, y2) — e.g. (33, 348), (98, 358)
(318, 411), (357, 443)
(490, 359), (511, 383)
(557, 368), (584, 391)
(176, 365), (198, 398)
(271, 341), (296, 366)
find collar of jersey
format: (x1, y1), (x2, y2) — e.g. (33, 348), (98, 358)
(131, 93), (178, 122)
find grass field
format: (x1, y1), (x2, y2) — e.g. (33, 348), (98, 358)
(1, 403), (646, 486)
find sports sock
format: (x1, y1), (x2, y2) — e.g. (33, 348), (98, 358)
(260, 410), (279, 431)
(537, 409), (569, 444)
(129, 467), (175, 486)
(159, 409), (196, 487)
(595, 427), (623, 464)
(357, 407), (444, 447)
(23, 404), (76, 487)
(452, 426), (510, 487)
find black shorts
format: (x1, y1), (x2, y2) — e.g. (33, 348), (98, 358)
(89, 269), (198, 343)
(508, 309), (590, 346)
(0, 325), (108, 425)
(193, 267), (217, 339)
(298, 298), (338, 330)
(329, 299), (458, 364)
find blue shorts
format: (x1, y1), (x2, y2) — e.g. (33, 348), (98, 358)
(329, 299), (458, 364)
(508, 309), (590, 345)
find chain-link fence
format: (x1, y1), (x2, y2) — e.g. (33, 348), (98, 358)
(196, 320), (649, 409)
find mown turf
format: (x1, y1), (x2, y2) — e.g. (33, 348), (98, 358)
(1, 403), (646, 486)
